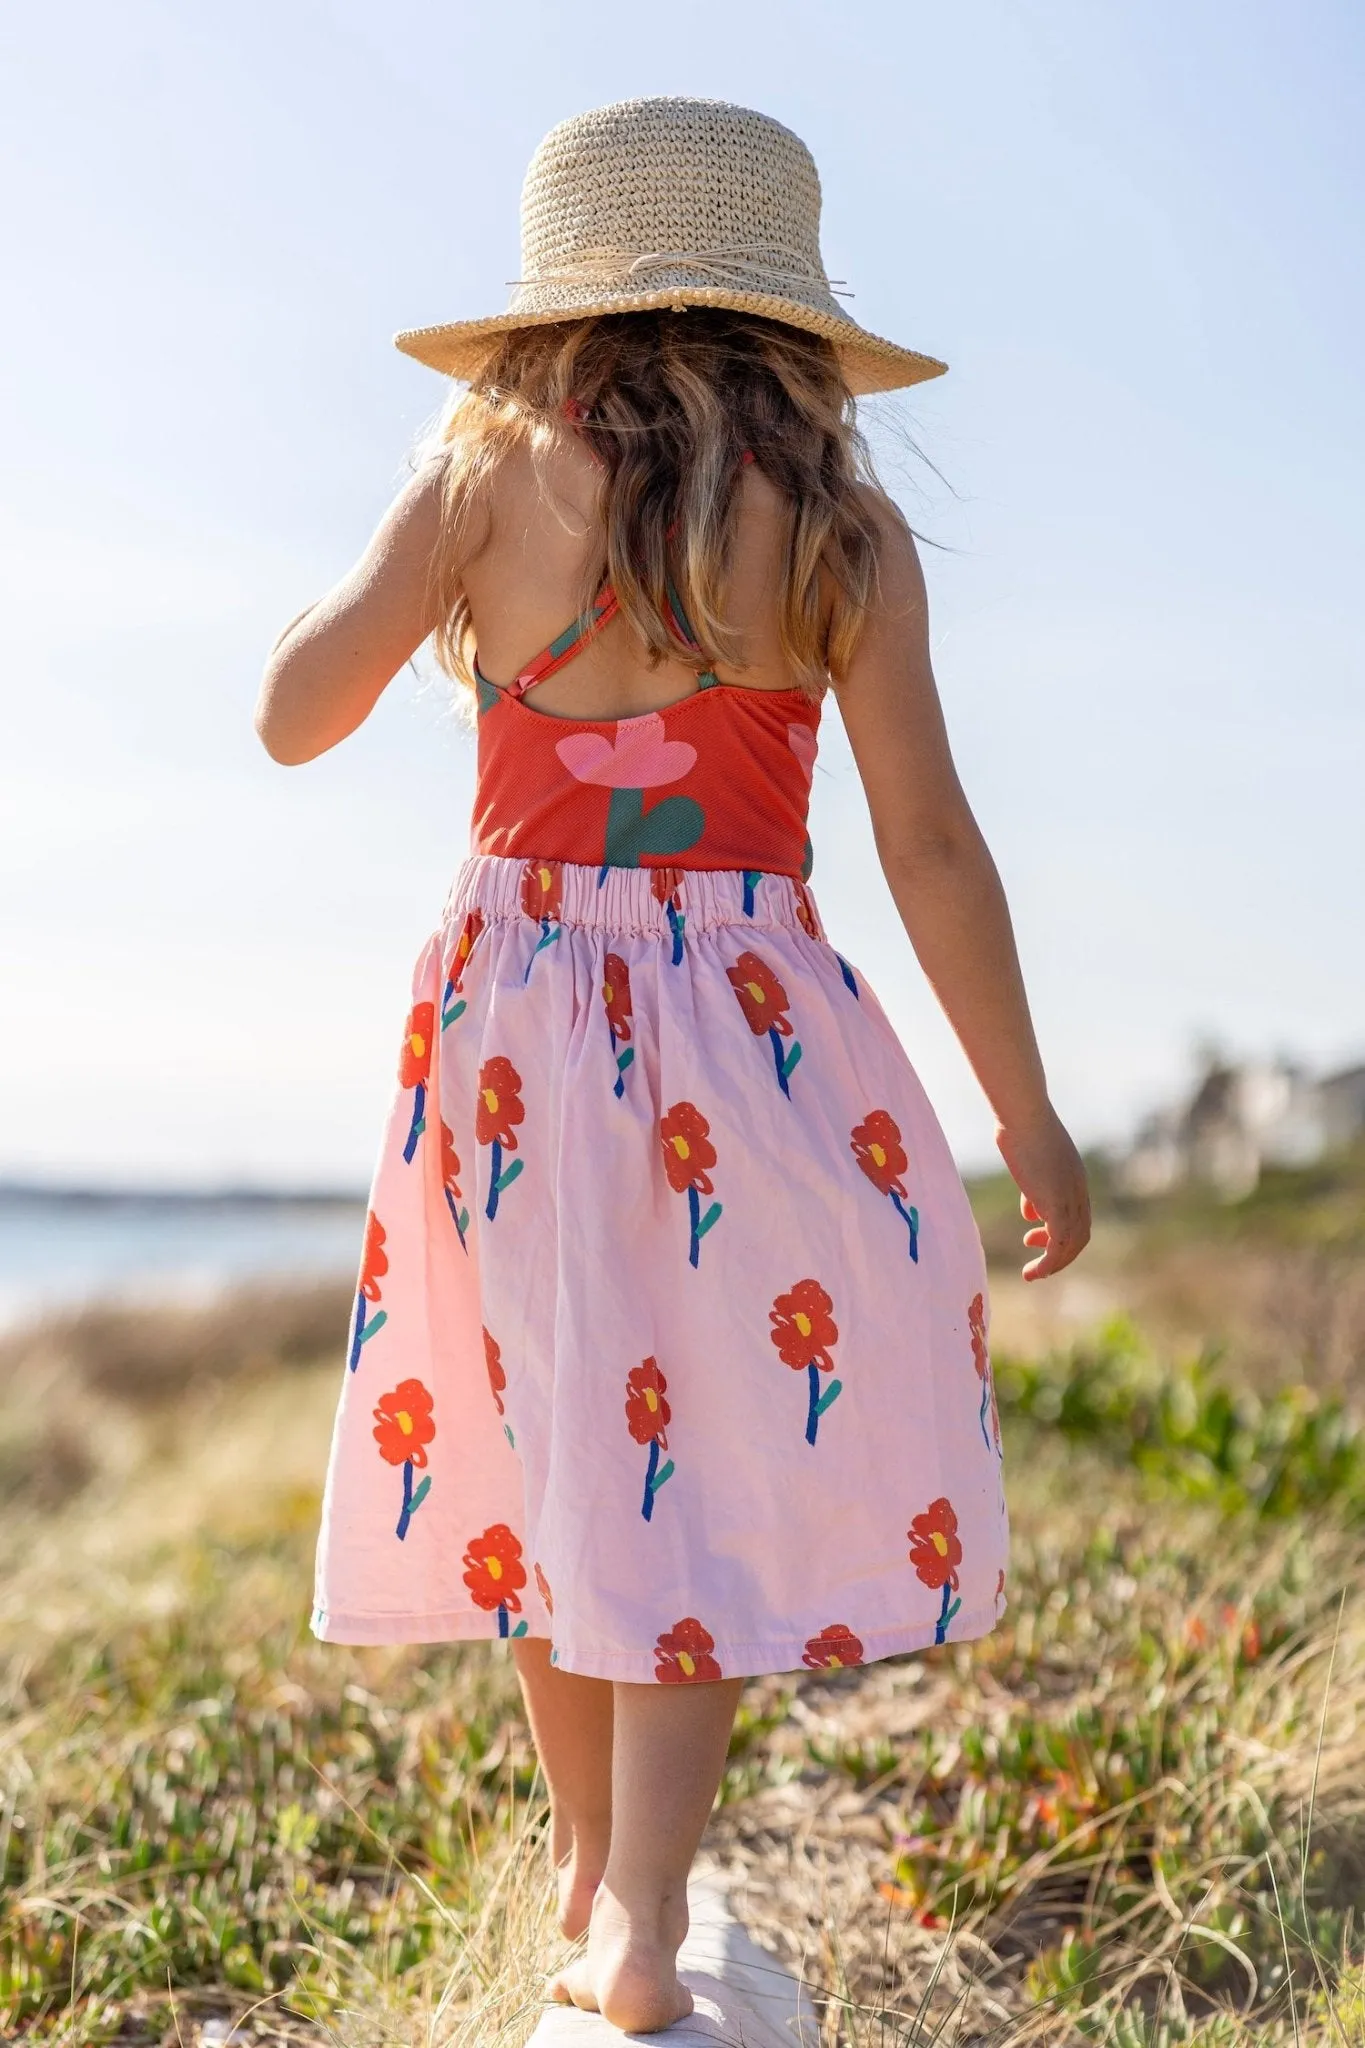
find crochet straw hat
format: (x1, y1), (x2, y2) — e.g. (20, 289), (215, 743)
(395, 96), (947, 397)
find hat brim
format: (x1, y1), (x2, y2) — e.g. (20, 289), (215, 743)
(393, 286), (946, 397)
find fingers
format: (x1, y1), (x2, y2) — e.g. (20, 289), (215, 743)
(1022, 1207), (1092, 1281)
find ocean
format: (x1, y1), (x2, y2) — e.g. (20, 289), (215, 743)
(0, 1186), (367, 1329)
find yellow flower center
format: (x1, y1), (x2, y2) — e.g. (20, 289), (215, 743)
(672, 1135), (690, 1160)
(395, 1410), (413, 1434)
(827, 1655), (842, 1669)
(539, 866), (552, 891)
(794, 1311), (812, 1338)
(644, 1388), (658, 1412)
(677, 1651), (695, 1677)
(603, 980), (614, 1005)
(745, 980), (766, 1004)
(870, 1143), (886, 1167)
(487, 1556), (503, 1581)
(410, 1032), (426, 1060)
(483, 1088), (499, 1113)
(931, 1531), (949, 1556)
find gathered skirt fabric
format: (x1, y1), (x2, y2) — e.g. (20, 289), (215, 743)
(312, 856), (1008, 1681)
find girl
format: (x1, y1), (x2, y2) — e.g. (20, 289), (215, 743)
(257, 97), (1089, 2035)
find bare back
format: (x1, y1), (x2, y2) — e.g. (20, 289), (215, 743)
(462, 437), (829, 720)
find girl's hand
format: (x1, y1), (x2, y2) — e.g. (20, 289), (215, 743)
(995, 1109), (1091, 1281)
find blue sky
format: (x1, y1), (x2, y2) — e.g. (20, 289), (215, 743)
(3, 0), (1361, 1188)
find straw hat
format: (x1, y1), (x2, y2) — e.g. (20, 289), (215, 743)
(395, 96), (947, 397)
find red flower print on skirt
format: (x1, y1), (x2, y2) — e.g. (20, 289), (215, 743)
(651, 866), (686, 963)
(478, 1057), (526, 1220)
(603, 951), (634, 1095)
(399, 1002), (435, 1164)
(654, 1617), (722, 1683)
(349, 1211), (389, 1372)
(442, 910), (484, 1029)
(372, 1378), (435, 1541)
(660, 1102), (723, 1267)
(802, 1624), (865, 1670)
(851, 1110), (919, 1259)
(626, 1357), (675, 1521)
(728, 950), (803, 1097)
(770, 1279), (842, 1445)
(462, 1522), (529, 1637)
(483, 1326), (506, 1416)
(792, 879), (820, 939)
(399, 1003), (435, 1091)
(909, 1497), (963, 1643)
(372, 1378), (435, 1467)
(970, 1292), (1000, 1453)
(440, 1121), (469, 1250)
(520, 860), (563, 977)
(534, 1561), (554, 1616)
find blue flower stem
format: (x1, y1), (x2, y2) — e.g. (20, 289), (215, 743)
(934, 1579), (961, 1645)
(348, 1293), (365, 1372)
(402, 1082), (426, 1164)
(891, 1191), (920, 1261)
(642, 1437), (660, 1521)
(687, 1183), (700, 1268)
(486, 1138), (502, 1220)
(769, 1026), (791, 1097)
(666, 902), (684, 965)
(497, 1604), (509, 1639)
(444, 1187), (467, 1250)
(806, 1361), (821, 1446)
(396, 1459), (414, 1541)
(836, 954), (859, 998)
(979, 1378), (992, 1450)
(742, 871), (760, 916)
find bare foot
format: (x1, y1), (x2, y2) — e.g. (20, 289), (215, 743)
(549, 1883), (692, 2033)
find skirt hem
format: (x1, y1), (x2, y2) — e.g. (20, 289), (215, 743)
(310, 1603), (1004, 1678)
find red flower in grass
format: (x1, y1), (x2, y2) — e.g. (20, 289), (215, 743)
(520, 859), (562, 923)
(440, 1121), (462, 1196)
(534, 1562), (554, 1616)
(448, 909), (485, 991)
(654, 1617), (722, 1684)
(462, 1523), (526, 1613)
(625, 1357), (670, 1447)
(660, 1102), (716, 1194)
(358, 1211), (388, 1302)
(792, 881), (820, 940)
(802, 1624), (865, 1670)
(769, 1279), (838, 1372)
(399, 1002), (435, 1089)
(650, 866), (683, 911)
(477, 1057), (525, 1149)
(727, 951), (793, 1037)
(908, 1498), (961, 1591)
(603, 953), (633, 1040)
(372, 1379), (435, 1467)
(850, 1111), (908, 1198)
(483, 1327), (506, 1416)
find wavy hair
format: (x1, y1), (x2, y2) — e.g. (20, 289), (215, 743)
(425, 308), (885, 697)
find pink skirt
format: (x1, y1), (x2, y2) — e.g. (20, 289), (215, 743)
(312, 857), (1008, 1681)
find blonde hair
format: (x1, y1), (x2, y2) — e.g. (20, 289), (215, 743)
(425, 309), (884, 697)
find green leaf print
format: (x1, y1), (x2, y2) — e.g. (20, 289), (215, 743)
(603, 787), (705, 867)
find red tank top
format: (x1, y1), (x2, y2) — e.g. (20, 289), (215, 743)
(471, 578), (821, 881)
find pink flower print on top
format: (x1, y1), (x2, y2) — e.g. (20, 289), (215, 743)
(787, 721), (818, 790)
(556, 714), (697, 789)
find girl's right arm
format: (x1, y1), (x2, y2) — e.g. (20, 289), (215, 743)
(255, 467), (445, 765)
(837, 493), (1091, 1281)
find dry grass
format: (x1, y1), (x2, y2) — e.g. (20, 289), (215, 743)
(3, 1233), (1365, 2044)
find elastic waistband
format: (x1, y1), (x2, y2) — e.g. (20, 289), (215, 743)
(444, 855), (827, 941)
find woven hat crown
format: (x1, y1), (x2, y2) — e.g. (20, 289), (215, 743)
(512, 97), (837, 319)
(394, 96), (947, 395)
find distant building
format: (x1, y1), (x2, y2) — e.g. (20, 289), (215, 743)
(1119, 1056), (1365, 1200)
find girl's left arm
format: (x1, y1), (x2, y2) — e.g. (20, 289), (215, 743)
(255, 466), (445, 765)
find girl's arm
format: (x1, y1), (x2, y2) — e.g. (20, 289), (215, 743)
(255, 467), (445, 765)
(836, 495), (1091, 1280)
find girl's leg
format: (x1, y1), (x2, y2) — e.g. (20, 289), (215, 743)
(512, 1639), (614, 1938)
(550, 1676), (743, 2033)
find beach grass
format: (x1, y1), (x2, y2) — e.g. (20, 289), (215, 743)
(3, 1178), (1365, 2043)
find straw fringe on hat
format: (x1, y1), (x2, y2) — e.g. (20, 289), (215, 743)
(395, 96), (947, 397)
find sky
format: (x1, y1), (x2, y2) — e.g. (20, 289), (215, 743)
(3, 0), (1362, 1190)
